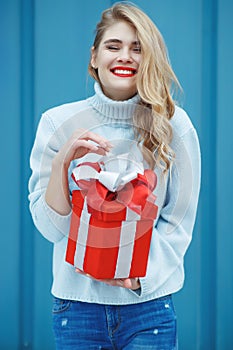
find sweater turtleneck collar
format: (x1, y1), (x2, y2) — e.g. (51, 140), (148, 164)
(87, 82), (140, 122)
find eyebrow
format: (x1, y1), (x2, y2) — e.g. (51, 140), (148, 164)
(103, 39), (140, 45)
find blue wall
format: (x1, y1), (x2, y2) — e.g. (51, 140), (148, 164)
(1, 0), (233, 349)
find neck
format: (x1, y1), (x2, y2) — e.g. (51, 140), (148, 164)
(87, 82), (140, 122)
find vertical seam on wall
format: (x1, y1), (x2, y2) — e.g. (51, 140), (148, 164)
(212, 2), (218, 349)
(198, 0), (218, 348)
(19, 0), (35, 348)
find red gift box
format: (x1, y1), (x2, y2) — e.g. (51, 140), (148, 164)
(65, 161), (158, 279)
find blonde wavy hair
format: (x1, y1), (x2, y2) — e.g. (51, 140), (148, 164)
(88, 2), (181, 172)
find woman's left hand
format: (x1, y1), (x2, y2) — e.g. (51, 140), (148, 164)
(75, 268), (140, 290)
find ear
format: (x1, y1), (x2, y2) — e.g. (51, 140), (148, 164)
(90, 46), (97, 69)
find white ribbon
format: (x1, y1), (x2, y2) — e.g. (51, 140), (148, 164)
(72, 152), (144, 192)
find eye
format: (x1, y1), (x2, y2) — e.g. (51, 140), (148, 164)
(106, 45), (120, 51)
(133, 46), (141, 53)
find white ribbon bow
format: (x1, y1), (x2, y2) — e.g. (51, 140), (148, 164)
(72, 152), (144, 192)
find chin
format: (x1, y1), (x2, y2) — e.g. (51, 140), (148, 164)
(102, 82), (137, 100)
(114, 86), (135, 96)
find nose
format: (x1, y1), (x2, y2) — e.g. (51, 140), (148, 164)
(117, 48), (133, 63)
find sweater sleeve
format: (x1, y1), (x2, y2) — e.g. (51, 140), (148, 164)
(139, 127), (201, 297)
(28, 112), (72, 243)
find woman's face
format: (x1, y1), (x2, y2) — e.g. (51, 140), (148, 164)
(91, 21), (141, 101)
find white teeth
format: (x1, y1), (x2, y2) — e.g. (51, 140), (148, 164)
(113, 69), (134, 75)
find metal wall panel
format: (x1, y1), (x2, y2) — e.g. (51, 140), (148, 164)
(0, 0), (21, 348)
(1, 0), (232, 349)
(33, 1), (112, 349)
(129, 4), (204, 349)
(216, 0), (233, 349)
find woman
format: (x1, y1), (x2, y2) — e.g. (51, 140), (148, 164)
(28, 2), (201, 349)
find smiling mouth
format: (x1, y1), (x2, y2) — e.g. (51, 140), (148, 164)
(110, 67), (137, 77)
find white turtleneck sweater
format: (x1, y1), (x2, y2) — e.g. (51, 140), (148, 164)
(28, 83), (201, 304)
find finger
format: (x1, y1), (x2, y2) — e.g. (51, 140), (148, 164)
(71, 139), (99, 151)
(90, 146), (110, 156)
(123, 278), (133, 289)
(95, 278), (121, 287)
(75, 268), (98, 280)
(72, 146), (108, 161)
(122, 278), (140, 289)
(76, 130), (113, 149)
(75, 268), (86, 275)
(72, 139), (112, 156)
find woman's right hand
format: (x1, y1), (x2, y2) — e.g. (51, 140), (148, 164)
(45, 129), (112, 215)
(54, 128), (112, 170)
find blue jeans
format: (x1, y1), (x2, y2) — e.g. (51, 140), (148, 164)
(52, 295), (177, 349)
